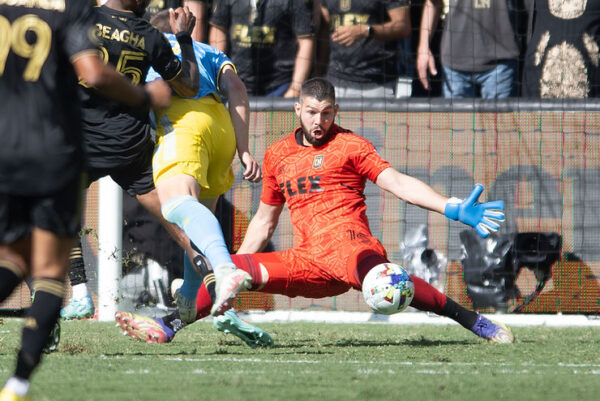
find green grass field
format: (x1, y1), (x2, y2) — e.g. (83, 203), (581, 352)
(1, 317), (600, 401)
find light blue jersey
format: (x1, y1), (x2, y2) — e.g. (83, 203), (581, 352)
(146, 33), (234, 102)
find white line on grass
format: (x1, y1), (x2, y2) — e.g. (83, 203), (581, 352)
(159, 357), (600, 369)
(236, 311), (600, 327)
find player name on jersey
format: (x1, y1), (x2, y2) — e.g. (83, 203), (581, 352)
(0, 0), (64, 10)
(95, 23), (146, 50)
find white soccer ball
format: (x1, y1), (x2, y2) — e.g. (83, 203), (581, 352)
(362, 263), (415, 315)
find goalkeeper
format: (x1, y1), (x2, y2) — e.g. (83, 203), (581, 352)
(117, 77), (513, 345)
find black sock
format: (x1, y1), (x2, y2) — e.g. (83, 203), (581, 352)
(68, 246), (87, 286)
(203, 273), (216, 303)
(161, 310), (185, 333)
(440, 297), (479, 330)
(0, 262), (23, 302)
(194, 255), (216, 302)
(15, 278), (64, 380)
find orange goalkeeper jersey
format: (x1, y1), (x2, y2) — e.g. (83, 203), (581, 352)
(261, 124), (390, 247)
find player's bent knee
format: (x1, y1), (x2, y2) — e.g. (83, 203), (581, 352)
(0, 258), (28, 279)
(160, 194), (196, 224)
(156, 174), (201, 203)
(31, 277), (66, 299)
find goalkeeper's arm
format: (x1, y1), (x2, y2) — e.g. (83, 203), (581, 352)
(375, 168), (504, 238)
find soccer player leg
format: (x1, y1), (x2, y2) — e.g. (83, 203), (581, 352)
(160, 194), (250, 316)
(154, 111), (247, 316)
(7, 232), (72, 398)
(210, 253), (277, 347)
(0, 195), (31, 302)
(113, 258), (209, 343)
(115, 279), (212, 344)
(169, 251), (203, 323)
(61, 243), (94, 320)
(350, 237), (513, 343)
(0, 257), (26, 304)
(138, 254), (272, 347)
(444, 184), (505, 238)
(411, 275), (513, 343)
(0, 241), (31, 400)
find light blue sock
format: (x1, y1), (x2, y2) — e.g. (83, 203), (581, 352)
(162, 195), (233, 269)
(180, 251), (202, 300)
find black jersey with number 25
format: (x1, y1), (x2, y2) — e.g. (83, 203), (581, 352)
(80, 5), (182, 169)
(0, 0), (97, 196)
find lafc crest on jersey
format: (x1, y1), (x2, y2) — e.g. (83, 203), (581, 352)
(313, 155), (324, 169)
(339, 0), (351, 12)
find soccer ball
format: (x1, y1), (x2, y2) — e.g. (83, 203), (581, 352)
(362, 263), (415, 315)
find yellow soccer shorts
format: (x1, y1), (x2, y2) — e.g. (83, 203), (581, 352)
(152, 96), (236, 198)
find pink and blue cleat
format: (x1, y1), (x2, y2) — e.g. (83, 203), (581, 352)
(115, 311), (175, 343)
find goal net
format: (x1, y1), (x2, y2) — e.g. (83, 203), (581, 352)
(2, 99), (599, 318)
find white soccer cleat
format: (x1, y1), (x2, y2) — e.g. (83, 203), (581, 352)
(211, 268), (251, 316)
(173, 288), (197, 324)
(170, 278), (197, 323)
(170, 278), (184, 298)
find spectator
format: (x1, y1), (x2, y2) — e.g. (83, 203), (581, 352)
(209, 0), (315, 98)
(319, 0), (411, 98)
(144, 0), (181, 18)
(409, 0), (444, 97)
(417, 0), (522, 98)
(521, 0), (600, 98)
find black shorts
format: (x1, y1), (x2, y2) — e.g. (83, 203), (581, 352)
(0, 174), (84, 244)
(86, 140), (155, 196)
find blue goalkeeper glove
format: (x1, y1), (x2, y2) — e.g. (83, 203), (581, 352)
(444, 184), (505, 238)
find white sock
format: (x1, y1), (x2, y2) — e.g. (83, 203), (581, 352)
(5, 376), (30, 397)
(71, 283), (89, 300)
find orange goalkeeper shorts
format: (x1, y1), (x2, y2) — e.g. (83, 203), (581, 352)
(232, 228), (388, 299)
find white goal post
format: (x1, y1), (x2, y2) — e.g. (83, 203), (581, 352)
(96, 176), (123, 321)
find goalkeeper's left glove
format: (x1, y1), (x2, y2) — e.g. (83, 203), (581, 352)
(444, 184), (505, 238)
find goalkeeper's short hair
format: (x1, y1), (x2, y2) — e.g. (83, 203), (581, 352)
(300, 78), (335, 104)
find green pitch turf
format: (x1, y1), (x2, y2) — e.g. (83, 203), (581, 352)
(1, 318), (600, 401)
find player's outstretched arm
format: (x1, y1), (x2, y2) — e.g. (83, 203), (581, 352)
(375, 168), (504, 238)
(74, 53), (171, 111)
(220, 65), (262, 183)
(236, 202), (284, 254)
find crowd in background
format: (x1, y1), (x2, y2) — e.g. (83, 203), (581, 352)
(135, 0), (600, 100)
